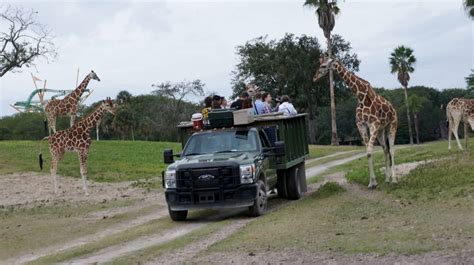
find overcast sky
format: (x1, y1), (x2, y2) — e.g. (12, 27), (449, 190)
(0, 0), (472, 117)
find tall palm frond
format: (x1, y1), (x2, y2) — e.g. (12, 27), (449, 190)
(304, 0), (340, 39)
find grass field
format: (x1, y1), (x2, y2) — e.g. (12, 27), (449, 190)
(1, 140), (473, 262)
(0, 140), (181, 182)
(206, 140), (474, 255)
(0, 140), (362, 182)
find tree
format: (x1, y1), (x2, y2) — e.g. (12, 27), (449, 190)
(151, 79), (205, 110)
(231, 33), (360, 144)
(0, 5), (56, 77)
(389, 45), (416, 145)
(304, 0), (340, 145)
(464, 0), (474, 19)
(408, 94), (427, 144)
(466, 70), (474, 90)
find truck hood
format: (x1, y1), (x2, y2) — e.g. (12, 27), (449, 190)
(167, 152), (257, 170)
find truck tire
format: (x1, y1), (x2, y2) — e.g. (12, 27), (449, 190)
(248, 180), (267, 217)
(276, 170), (287, 198)
(168, 206), (188, 221)
(286, 164), (303, 200)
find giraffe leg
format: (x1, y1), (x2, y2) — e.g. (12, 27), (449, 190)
(78, 151), (89, 196)
(367, 124), (380, 189)
(388, 122), (397, 183)
(356, 122), (369, 148)
(464, 121), (469, 150)
(376, 130), (391, 182)
(50, 153), (61, 195)
(50, 115), (57, 133)
(452, 118), (463, 150)
(448, 117), (452, 150)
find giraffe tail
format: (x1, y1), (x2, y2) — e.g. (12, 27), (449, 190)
(38, 136), (48, 171)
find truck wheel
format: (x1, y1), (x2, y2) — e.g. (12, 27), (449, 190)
(248, 180), (267, 217)
(168, 206), (188, 221)
(286, 164), (302, 200)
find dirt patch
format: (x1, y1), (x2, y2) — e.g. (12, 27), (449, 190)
(192, 249), (474, 264)
(0, 172), (162, 208)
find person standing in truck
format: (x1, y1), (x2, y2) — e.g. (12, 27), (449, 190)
(254, 92), (264, 115)
(277, 95), (297, 116)
(230, 91), (250, 110)
(202, 96), (212, 121)
(261, 92), (274, 114)
(211, 95), (222, 109)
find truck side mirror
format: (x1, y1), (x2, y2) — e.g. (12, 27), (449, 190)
(164, 149), (174, 164)
(274, 141), (285, 156)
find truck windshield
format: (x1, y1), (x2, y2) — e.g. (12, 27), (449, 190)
(183, 130), (259, 156)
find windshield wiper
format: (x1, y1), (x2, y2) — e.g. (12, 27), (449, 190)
(184, 153), (202, 156)
(214, 150), (240, 153)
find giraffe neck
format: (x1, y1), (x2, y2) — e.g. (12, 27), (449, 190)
(77, 104), (106, 132)
(332, 61), (374, 100)
(69, 75), (92, 102)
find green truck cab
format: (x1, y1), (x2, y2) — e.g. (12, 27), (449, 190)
(162, 113), (309, 221)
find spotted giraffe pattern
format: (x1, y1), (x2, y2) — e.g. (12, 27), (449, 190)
(41, 98), (116, 195)
(447, 98), (474, 150)
(314, 56), (398, 188)
(44, 70), (100, 133)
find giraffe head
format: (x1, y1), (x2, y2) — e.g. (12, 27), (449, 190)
(313, 56), (335, 82)
(103, 97), (116, 115)
(89, 70), (101, 82)
(245, 83), (259, 97)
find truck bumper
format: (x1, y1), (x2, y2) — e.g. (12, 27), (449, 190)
(165, 184), (258, 211)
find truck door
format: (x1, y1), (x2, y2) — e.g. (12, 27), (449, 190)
(259, 130), (277, 189)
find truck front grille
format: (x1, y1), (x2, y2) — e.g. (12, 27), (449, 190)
(176, 166), (239, 190)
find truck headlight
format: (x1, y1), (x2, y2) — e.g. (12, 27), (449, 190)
(240, 164), (255, 184)
(164, 170), (176, 188)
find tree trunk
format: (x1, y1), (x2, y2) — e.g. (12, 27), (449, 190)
(131, 127), (135, 141)
(414, 113), (420, 144)
(328, 36), (338, 146)
(403, 86), (414, 145)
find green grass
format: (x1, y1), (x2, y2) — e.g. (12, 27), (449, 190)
(205, 140), (474, 256)
(0, 140), (181, 182)
(309, 145), (363, 159)
(207, 181), (474, 255)
(326, 140), (474, 200)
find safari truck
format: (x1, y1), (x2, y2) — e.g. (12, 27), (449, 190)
(162, 110), (309, 221)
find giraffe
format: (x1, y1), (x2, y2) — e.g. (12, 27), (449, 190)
(314, 56), (398, 188)
(39, 97), (116, 195)
(446, 98), (474, 150)
(44, 70), (100, 133)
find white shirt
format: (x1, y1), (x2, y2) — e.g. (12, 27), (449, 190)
(278, 102), (297, 116)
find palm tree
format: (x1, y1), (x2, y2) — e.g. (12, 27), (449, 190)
(389, 46), (416, 145)
(304, 0), (340, 145)
(408, 94), (427, 144)
(464, 0), (474, 19)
